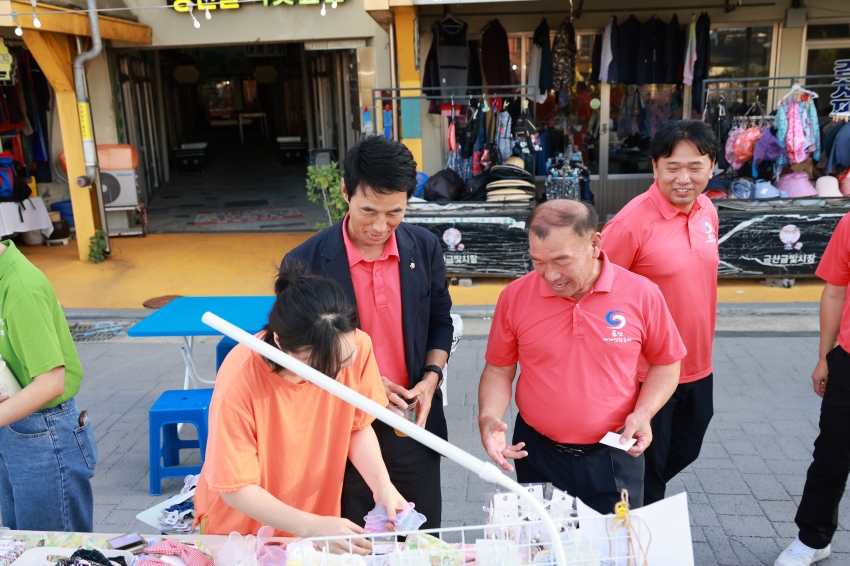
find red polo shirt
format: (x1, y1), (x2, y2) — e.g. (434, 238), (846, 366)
(602, 183), (719, 384)
(816, 213), (850, 352)
(342, 215), (409, 388)
(485, 252), (686, 444)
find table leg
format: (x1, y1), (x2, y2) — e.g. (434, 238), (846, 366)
(239, 114), (244, 143)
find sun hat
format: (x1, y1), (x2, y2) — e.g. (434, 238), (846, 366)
(777, 172), (818, 198)
(815, 175), (843, 198)
(753, 179), (788, 199)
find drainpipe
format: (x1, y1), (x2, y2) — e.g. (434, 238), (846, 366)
(73, 0), (110, 252)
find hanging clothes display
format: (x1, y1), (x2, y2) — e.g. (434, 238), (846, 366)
(636, 15), (666, 86)
(692, 13), (711, 109)
(600, 16), (618, 84)
(481, 19), (511, 89)
(434, 16), (469, 101)
(530, 19), (552, 100)
(590, 34), (602, 84)
(616, 15), (641, 85)
(776, 88), (821, 167)
(467, 40), (483, 89)
(664, 14), (683, 85)
(551, 17), (577, 92)
(682, 15), (697, 86)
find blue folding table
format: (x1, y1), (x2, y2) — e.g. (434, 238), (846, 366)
(128, 296), (275, 389)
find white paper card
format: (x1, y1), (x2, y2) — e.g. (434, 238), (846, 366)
(600, 431), (636, 451)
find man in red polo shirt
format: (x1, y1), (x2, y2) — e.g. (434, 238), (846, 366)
(478, 199), (686, 513)
(286, 136), (453, 529)
(775, 213), (850, 566)
(601, 120), (719, 505)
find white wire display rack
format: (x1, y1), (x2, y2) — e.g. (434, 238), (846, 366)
(293, 512), (646, 566)
(202, 313), (648, 566)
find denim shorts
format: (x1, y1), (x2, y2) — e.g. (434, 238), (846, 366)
(0, 398), (98, 531)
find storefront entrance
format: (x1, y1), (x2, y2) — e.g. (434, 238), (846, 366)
(115, 43), (361, 232)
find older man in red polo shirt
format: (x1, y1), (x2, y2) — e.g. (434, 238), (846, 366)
(601, 120), (720, 505)
(478, 199), (686, 513)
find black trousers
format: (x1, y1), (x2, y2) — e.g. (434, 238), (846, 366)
(341, 419), (442, 530)
(643, 373), (714, 505)
(512, 413), (644, 515)
(796, 346), (850, 549)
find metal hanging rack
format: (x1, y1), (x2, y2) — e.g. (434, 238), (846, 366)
(700, 74), (838, 113)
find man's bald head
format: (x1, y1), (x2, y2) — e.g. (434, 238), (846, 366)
(527, 200), (599, 241)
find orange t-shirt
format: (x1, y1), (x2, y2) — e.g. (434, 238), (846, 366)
(194, 329), (388, 537)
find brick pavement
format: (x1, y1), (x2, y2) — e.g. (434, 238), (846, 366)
(53, 333), (844, 565)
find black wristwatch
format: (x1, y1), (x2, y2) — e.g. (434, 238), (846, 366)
(422, 365), (444, 388)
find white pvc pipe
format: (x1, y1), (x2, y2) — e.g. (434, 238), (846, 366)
(201, 313), (568, 566)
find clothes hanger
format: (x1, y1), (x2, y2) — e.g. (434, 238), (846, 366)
(782, 83), (819, 100)
(440, 7), (464, 34)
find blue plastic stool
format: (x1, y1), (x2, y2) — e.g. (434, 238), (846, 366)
(149, 388), (213, 495)
(216, 336), (238, 373)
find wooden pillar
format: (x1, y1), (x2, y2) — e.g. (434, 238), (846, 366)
(393, 6), (423, 167)
(23, 30), (99, 261)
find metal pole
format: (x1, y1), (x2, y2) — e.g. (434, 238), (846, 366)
(73, 8), (109, 251)
(153, 51), (170, 185)
(300, 45), (316, 150)
(389, 16), (398, 141)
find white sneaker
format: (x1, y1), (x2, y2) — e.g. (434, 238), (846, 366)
(775, 538), (831, 566)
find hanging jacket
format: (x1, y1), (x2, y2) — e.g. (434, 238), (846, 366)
(590, 34), (602, 84)
(467, 40), (483, 89)
(551, 17), (577, 91)
(664, 14), (682, 85)
(481, 19), (511, 90)
(533, 19), (553, 92)
(434, 19), (470, 101)
(616, 15), (641, 84)
(422, 28), (441, 114)
(692, 13), (711, 109)
(600, 16), (618, 84)
(683, 17), (697, 85)
(636, 16), (667, 86)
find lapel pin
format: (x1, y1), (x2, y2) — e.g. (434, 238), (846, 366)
(410, 260), (416, 270)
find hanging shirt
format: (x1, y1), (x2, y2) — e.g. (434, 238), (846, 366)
(533, 19), (553, 93)
(481, 19), (512, 90)
(683, 18), (697, 85)
(617, 15), (642, 84)
(551, 17), (577, 91)
(664, 14), (683, 84)
(636, 16), (667, 86)
(600, 16), (617, 84)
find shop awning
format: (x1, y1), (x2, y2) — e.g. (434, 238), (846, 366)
(0, 1), (152, 44)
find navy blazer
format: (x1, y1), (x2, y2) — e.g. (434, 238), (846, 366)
(284, 221), (453, 441)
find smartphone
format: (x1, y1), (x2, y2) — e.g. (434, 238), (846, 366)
(107, 533), (148, 554)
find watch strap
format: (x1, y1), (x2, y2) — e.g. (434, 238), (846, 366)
(423, 364), (444, 388)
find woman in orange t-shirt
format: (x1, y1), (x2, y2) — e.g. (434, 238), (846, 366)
(194, 261), (406, 553)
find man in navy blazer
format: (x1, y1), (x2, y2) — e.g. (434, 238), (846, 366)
(284, 136), (453, 529)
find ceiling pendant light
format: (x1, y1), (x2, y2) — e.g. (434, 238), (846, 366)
(320, 1), (326, 16)
(12, 12), (22, 36)
(189, 3), (201, 28)
(30, 0), (40, 27)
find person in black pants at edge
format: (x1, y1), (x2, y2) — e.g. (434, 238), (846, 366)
(776, 212), (850, 566)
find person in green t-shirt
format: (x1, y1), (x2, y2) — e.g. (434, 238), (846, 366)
(0, 240), (97, 532)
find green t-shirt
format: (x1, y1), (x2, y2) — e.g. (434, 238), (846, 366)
(0, 241), (83, 409)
